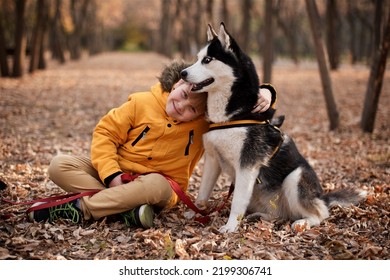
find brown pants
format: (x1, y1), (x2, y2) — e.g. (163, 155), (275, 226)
(48, 155), (173, 220)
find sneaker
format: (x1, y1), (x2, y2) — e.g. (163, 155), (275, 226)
(28, 199), (81, 224)
(121, 204), (154, 229)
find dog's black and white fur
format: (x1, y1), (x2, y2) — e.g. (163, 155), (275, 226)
(181, 23), (366, 233)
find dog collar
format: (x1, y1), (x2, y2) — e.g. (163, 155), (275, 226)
(209, 119), (268, 131)
(209, 119), (284, 159)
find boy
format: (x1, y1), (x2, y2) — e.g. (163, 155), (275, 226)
(29, 61), (276, 229)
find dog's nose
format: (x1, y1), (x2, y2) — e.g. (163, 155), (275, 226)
(180, 70), (188, 78)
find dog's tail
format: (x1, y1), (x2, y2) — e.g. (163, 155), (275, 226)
(322, 188), (367, 208)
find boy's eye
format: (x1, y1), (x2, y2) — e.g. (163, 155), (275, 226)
(182, 92), (188, 99)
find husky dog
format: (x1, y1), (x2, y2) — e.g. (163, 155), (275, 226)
(181, 23), (366, 233)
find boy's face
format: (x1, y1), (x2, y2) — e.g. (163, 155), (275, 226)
(166, 79), (205, 122)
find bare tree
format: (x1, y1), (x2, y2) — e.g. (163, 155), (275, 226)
(263, 0), (274, 83)
(305, 0), (339, 130)
(86, 0), (103, 55)
(274, 0), (299, 65)
(240, 0), (252, 53)
(50, 0), (66, 63)
(347, 0), (358, 64)
(326, 0), (341, 70)
(353, 2), (376, 63)
(29, 0), (47, 73)
(205, 0), (214, 26)
(69, 0), (90, 60)
(38, 0), (49, 69)
(361, 1), (390, 133)
(220, 0), (230, 27)
(177, 0), (192, 59)
(0, 8), (9, 77)
(159, 0), (174, 57)
(194, 0), (203, 48)
(12, 0), (26, 77)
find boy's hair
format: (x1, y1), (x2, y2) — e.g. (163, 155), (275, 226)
(159, 60), (207, 115)
(158, 61), (191, 92)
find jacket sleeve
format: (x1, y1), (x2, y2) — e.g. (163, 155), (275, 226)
(91, 99), (135, 185)
(260, 83), (277, 108)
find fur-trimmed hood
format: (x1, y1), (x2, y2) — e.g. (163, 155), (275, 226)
(158, 61), (191, 92)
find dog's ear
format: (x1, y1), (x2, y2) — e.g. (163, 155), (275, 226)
(207, 24), (217, 42)
(218, 22), (232, 51)
(270, 115), (285, 128)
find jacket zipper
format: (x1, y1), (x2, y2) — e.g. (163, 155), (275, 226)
(185, 130), (194, 156)
(131, 126), (150, 146)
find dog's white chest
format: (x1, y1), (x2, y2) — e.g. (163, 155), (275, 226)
(203, 128), (247, 169)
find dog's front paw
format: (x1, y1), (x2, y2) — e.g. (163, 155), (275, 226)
(291, 219), (310, 232)
(219, 223), (238, 233)
(184, 210), (195, 219)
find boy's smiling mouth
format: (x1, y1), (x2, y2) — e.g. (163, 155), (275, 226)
(173, 101), (182, 115)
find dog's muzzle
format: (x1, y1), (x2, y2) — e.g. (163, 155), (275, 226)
(180, 70), (214, 91)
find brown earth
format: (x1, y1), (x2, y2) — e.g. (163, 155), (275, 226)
(0, 52), (389, 260)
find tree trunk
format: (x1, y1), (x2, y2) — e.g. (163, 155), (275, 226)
(178, 0), (192, 59)
(194, 0), (203, 48)
(38, 0), (49, 70)
(326, 0), (341, 70)
(347, 0), (358, 64)
(51, 0), (66, 63)
(86, 0), (102, 55)
(69, 0), (89, 60)
(159, 0), (173, 57)
(29, 0), (46, 73)
(12, 0), (27, 77)
(221, 0), (229, 28)
(275, 9), (299, 64)
(305, 0), (339, 130)
(0, 10), (9, 77)
(372, 0), (383, 56)
(263, 0), (274, 83)
(355, 4), (375, 63)
(206, 0), (214, 27)
(240, 0), (251, 52)
(361, 2), (390, 133)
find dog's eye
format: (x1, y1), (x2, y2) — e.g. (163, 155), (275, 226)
(202, 56), (213, 64)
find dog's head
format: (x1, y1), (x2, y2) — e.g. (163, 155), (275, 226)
(181, 22), (263, 122)
(180, 22), (243, 93)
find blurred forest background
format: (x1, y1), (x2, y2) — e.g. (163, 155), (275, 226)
(0, 0), (389, 132)
(1, 0), (388, 70)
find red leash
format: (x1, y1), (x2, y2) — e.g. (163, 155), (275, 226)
(121, 173), (234, 224)
(26, 191), (100, 214)
(173, 181), (234, 224)
(2, 191), (100, 215)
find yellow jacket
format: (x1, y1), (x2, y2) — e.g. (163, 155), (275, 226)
(91, 83), (209, 207)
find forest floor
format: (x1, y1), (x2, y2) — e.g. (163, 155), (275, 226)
(0, 52), (389, 260)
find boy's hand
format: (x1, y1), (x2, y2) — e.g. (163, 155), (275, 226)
(108, 174), (123, 188)
(252, 88), (272, 113)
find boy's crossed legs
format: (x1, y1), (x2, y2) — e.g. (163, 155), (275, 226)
(30, 155), (173, 228)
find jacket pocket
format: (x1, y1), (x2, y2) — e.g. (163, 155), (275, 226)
(131, 126), (150, 146)
(184, 130), (194, 156)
